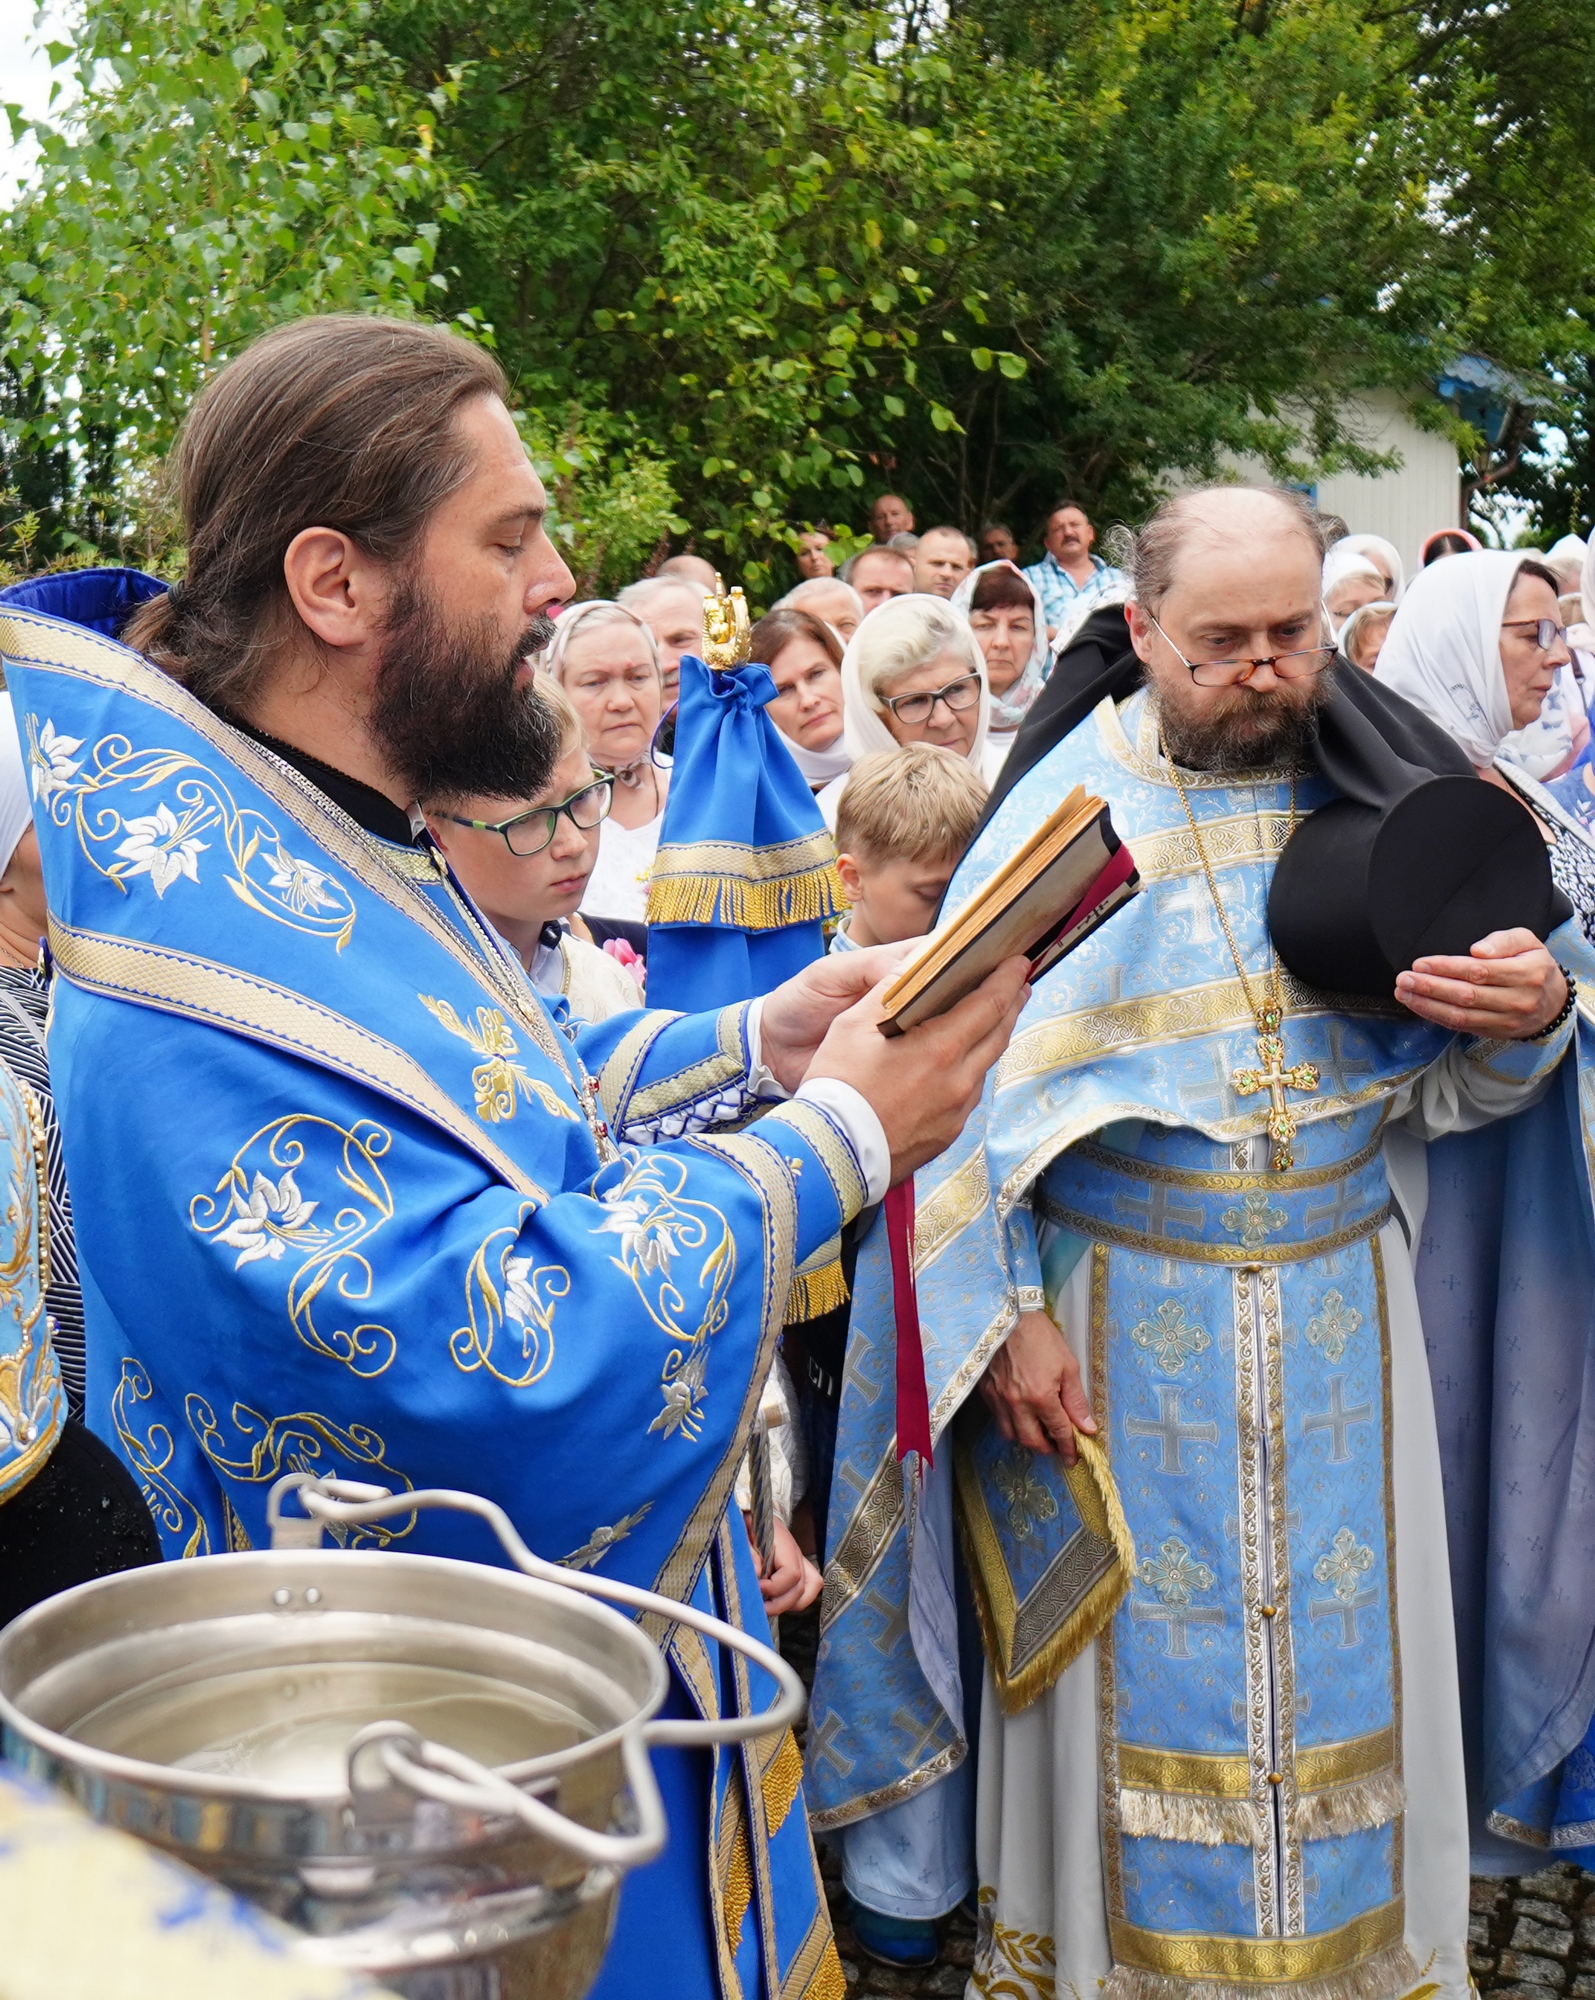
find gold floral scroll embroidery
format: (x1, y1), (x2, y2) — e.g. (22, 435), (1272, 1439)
(27, 718), (357, 945)
(593, 1155), (735, 1442)
(420, 994), (578, 1125)
(111, 1357), (211, 1558)
(184, 1396), (415, 1546)
(190, 1116), (398, 1378)
(454, 1203), (570, 1387)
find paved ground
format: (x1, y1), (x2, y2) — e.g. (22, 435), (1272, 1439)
(781, 1606), (1595, 1999)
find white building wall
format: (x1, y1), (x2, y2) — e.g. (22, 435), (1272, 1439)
(1170, 391), (1461, 579)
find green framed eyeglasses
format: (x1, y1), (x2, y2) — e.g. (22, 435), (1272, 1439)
(445, 778), (614, 856)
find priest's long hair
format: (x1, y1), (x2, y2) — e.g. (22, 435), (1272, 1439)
(123, 315), (506, 716)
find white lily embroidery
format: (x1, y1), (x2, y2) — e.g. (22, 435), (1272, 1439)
(502, 1253), (538, 1326)
(115, 802), (208, 897)
(265, 842), (338, 915)
(596, 1191), (677, 1276)
(30, 719), (83, 800)
(215, 1169), (320, 1268)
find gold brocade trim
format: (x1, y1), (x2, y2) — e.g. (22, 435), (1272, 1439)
(1035, 1194), (1391, 1266)
(957, 1427), (1135, 1714)
(1069, 1133), (1385, 1195)
(771, 1100), (867, 1223)
(1117, 1728), (1396, 1800)
(623, 1004), (747, 1128)
(806, 1738), (963, 1833)
(1233, 1265), (1277, 1931)
(644, 1128), (796, 1625)
(796, 1936), (848, 2000)
(719, 1522), (784, 2000)
(1485, 1810), (1550, 1849)
(820, 1454), (904, 1631)
(1373, 1234), (1405, 1890)
(1130, 811), (1297, 884)
(786, 1257), (848, 1324)
(595, 1012), (675, 1127)
(998, 968), (1405, 1091)
(913, 1146), (991, 1277)
(1108, 1899), (1406, 1983)
(0, 609), (576, 1078)
(1260, 1265), (1304, 1929)
(651, 830), (841, 884)
(761, 1730), (806, 1837)
(48, 917), (546, 1202)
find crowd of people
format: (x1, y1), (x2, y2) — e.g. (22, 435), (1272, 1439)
(2, 310), (1595, 2000)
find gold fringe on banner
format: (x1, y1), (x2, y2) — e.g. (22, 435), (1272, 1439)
(646, 833), (847, 933)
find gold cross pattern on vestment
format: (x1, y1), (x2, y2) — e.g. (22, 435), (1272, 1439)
(1231, 1006), (1320, 1171)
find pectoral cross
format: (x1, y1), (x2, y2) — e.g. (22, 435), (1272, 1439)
(1231, 1006), (1319, 1171)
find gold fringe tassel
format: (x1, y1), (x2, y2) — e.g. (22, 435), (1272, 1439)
(1119, 1789), (1255, 1846)
(1119, 1769), (1404, 1848)
(958, 1429), (1137, 1716)
(786, 1258), (849, 1324)
(1298, 1769), (1406, 1841)
(646, 860), (847, 932)
(1103, 1940), (1421, 2000)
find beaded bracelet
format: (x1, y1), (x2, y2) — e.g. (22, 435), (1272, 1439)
(1529, 971), (1578, 1042)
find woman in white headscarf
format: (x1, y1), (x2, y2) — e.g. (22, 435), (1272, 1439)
(816, 593), (995, 828)
(1335, 531), (1404, 602)
(1375, 551), (1595, 934)
(540, 599), (668, 929)
(949, 559), (1048, 764)
(1322, 545), (1387, 640)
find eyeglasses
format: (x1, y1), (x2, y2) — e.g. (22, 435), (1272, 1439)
(881, 672), (983, 726)
(444, 778), (613, 857)
(1501, 618), (1567, 651)
(1148, 612), (1336, 688)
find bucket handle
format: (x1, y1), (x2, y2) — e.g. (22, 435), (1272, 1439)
(346, 1720), (667, 1872)
(268, 1477), (806, 1751)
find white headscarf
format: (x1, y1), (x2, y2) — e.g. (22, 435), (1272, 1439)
(949, 560), (1048, 733)
(837, 593), (991, 767)
(0, 697), (32, 878)
(1373, 550), (1529, 767)
(1335, 532), (1404, 601)
(820, 594), (993, 826)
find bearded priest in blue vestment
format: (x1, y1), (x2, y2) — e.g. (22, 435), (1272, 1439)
(806, 487), (1595, 2000)
(0, 315), (1030, 2000)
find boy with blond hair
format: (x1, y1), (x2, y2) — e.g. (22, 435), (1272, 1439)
(832, 743), (989, 950)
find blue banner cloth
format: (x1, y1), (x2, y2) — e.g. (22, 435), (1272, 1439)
(645, 654), (843, 1012)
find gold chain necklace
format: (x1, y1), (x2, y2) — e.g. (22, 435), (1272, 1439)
(1165, 755), (1319, 1171)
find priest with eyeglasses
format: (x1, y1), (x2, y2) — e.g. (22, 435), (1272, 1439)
(807, 485), (1595, 1998)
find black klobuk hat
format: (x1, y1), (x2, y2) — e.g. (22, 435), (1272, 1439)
(1268, 661), (1568, 995)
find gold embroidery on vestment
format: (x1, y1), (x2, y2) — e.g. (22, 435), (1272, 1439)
(110, 1357), (210, 1558)
(190, 1115), (398, 1378)
(419, 994), (576, 1125)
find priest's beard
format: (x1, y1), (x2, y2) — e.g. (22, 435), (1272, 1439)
(1149, 667), (1331, 773)
(370, 588), (560, 802)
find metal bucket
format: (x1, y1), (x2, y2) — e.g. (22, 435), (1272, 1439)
(0, 1477), (804, 1999)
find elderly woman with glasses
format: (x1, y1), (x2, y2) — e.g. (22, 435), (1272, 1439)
(817, 592), (998, 828)
(538, 599), (670, 933)
(1376, 551), (1595, 936)
(423, 678), (644, 1024)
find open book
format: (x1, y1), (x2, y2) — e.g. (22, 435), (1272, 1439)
(878, 785), (1140, 1037)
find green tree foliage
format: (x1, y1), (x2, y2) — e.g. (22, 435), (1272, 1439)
(0, 0), (471, 555)
(2, 0), (1591, 583)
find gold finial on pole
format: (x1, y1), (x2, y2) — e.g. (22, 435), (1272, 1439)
(702, 571), (752, 668)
